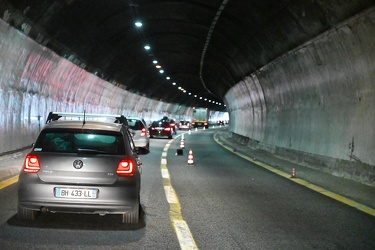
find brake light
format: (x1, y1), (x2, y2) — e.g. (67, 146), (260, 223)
(140, 128), (146, 137)
(23, 155), (41, 173)
(116, 158), (136, 177)
(164, 127), (171, 131)
(150, 127), (155, 130)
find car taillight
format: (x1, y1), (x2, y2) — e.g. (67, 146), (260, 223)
(116, 158), (136, 177)
(150, 127), (155, 130)
(164, 127), (171, 131)
(140, 128), (146, 137)
(23, 155), (41, 173)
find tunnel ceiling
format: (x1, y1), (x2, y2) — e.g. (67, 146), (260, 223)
(2, 0), (374, 111)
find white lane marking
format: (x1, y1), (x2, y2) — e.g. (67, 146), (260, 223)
(161, 169), (170, 179)
(164, 186), (178, 204)
(174, 220), (198, 250)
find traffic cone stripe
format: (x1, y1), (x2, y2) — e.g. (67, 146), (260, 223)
(187, 148), (194, 165)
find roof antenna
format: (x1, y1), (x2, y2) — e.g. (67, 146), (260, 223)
(83, 110), (86, 126)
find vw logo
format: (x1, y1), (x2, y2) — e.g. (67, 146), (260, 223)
(73, 159), (84, 169)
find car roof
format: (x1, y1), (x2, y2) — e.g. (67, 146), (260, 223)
(42, 120), (124, 132)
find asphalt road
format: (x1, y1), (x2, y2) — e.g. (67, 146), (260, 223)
(0, 128), (374, 249)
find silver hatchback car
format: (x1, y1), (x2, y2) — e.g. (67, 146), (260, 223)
(127, 117), (150, 154)
(17, 112), (142, 224)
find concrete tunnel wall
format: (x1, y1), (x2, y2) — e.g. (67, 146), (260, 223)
(0, 18), (195, 153)
(224, 8), (375, 185)
(0, 18), (225, 154)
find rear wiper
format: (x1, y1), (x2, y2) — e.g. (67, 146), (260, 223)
(77, 148), (107, 154)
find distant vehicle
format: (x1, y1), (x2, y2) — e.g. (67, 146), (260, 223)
(192, 107), (209, 129)
(17, 112), (143, 224)
(178, 120), (191, 130)
(217, 120), (225, 126)
(149, 119), (173, 139)
(127, 117), (150, 154)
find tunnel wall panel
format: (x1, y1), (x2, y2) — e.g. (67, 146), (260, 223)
(0, 19), (192, 154)
(225, 8), (375, 183)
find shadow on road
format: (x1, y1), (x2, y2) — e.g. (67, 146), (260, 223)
(6, 205), (146, 231)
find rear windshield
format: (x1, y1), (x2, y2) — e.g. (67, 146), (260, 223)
(33, 129), (126, 154)
(152, 121), (170, 127)
(127, 119), (145, 130)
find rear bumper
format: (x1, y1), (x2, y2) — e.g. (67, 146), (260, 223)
(133, 138), (149, 148)
(18, 175), (140, 214)
(149, 131), (172, 138)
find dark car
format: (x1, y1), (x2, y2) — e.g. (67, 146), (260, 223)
(217, 120), (225, 126)
(17, 112), (142, 224)
(149, 119), (173, 139)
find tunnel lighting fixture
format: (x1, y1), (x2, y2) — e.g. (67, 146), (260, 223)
(178, 86), (182, 90)
(194, 95), (197, 98)
(153, 60), (158, 64)
(172, 82), (176, 85)
(166, 76), (170, 80)
(144, 45), (151, 50)
(200, 97), (203, 99)
(159, 69), (164, 73)
(188, 93), (191, 95)
(135, 21), (143, 27)
(156, 65), (161, 68)
(183, 90), (187, 93)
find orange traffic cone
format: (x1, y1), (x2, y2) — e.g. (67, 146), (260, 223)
(291, 168), (296, 178)
(187, 148), (194, 165)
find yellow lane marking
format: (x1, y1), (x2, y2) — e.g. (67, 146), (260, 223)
(214, 133), (375, 217)
(161, 138), (199, 250)
(0, 175), (18, 190)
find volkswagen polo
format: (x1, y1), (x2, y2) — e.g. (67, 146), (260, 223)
(17, 112), (142, 224)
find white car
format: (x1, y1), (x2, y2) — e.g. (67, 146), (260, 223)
(127, 117), (150, 153)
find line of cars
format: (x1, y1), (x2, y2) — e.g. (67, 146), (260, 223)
(16, 112), (201, 225)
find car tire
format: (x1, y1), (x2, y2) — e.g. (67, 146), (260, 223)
(17, 204), (38, 221)
(122, 201), (140, 224)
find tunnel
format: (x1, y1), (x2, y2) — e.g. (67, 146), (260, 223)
(0, 1), (374, 186)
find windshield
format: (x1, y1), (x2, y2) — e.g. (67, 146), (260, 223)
(34, 129), (126, 155)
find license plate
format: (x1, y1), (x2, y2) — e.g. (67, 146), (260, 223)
(55, 187), (98, 199)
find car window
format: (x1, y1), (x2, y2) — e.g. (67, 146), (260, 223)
(127, 119), (145, 130)
(34, 129), (126, 155)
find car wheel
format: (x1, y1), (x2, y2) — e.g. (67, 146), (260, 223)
(18, 204), (38, 221)
(168, 134), (173, 139)
(122, 201), (140, 224)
